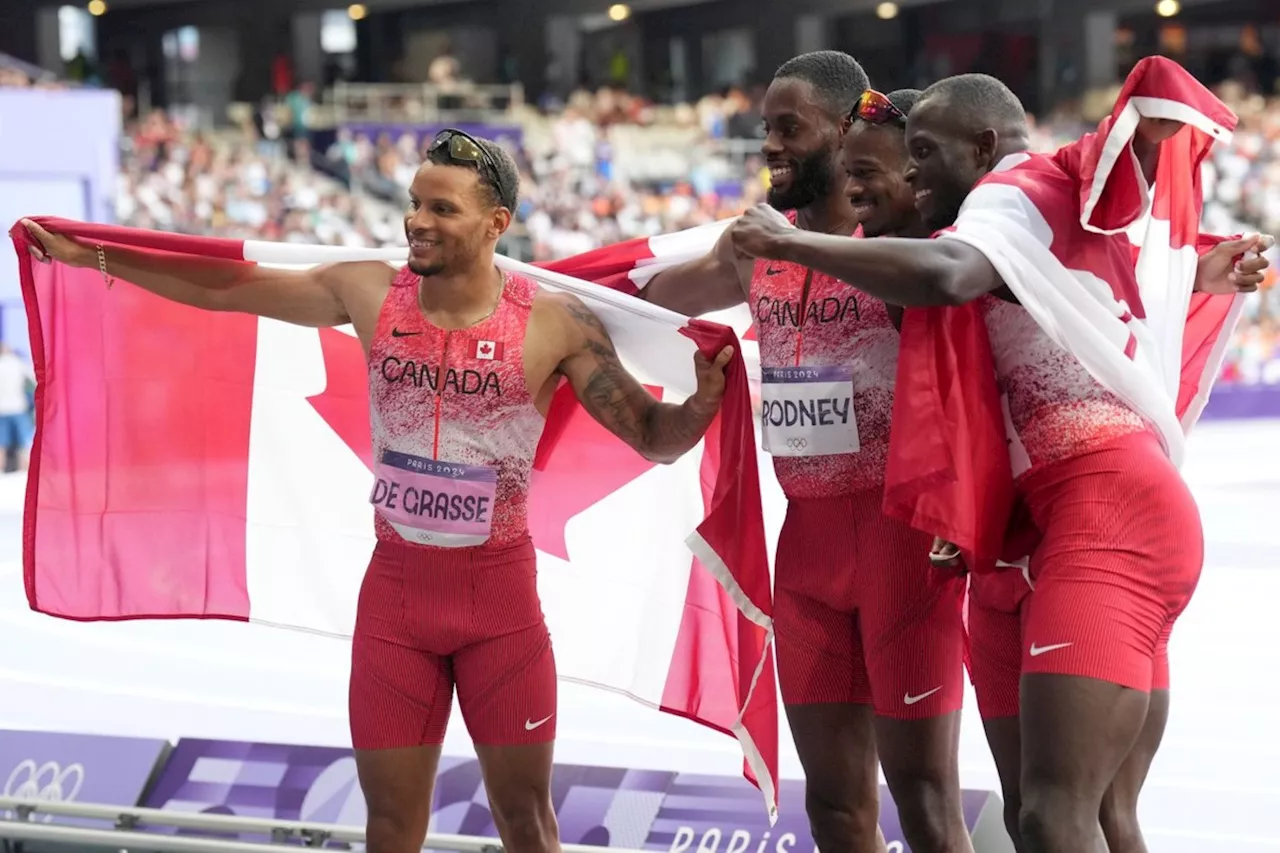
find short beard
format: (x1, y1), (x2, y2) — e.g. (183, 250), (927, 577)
(767, 150), (835, 212)
(407, 259), (445, 277)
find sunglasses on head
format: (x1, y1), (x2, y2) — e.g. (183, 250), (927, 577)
(852, 89), (907, 126)
(428, 129), (509, 207)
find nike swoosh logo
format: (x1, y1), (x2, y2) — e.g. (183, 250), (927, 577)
(1029, 642), (1073, 657)
(391, 329), (421, 337)
(765, 267), (784, 275)
(903, 686), (943, 706)
(524, 714), (554, 731)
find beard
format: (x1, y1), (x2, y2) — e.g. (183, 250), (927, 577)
(767, 150), (835, 212)
(407, 258), (446, 277)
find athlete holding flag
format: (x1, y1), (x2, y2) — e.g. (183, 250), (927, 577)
(725, 65), (1270, 852)
(23, 129), (732, 853)
(642, 51), (972, 853)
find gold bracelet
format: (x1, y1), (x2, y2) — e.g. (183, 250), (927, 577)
(96, 245), (114, 289)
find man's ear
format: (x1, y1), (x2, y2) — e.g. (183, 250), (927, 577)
(975, 128), (1000, 169)
(490, 205), (513, 239)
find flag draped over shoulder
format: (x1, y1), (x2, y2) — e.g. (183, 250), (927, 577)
(8, 218), (779, 819)
(885, 56), (1243, 570)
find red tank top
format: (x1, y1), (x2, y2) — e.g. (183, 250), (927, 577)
(978, 294), (1150, 481)
(750, 215), (899, 499)
(367, 266), (545, 549)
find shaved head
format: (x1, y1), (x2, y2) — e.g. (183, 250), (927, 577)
(904, 74), (1031, 231)
(916, 74), (1028, 139)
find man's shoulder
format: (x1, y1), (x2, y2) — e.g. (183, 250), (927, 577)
(322, 260), (401, 291)
(531, 287), (594, 324)
(976, 152), (1076, 203)
(964, 152), (1080, 229)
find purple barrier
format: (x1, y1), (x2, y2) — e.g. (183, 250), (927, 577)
(0, 729), (170, 826)
(143, 739), (674, 849)
(141, 739), (1014, 852)
(643, 775), (1000, 852)
(1200, 382), (1280, 420)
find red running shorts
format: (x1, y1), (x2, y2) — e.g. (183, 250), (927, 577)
(773, 487), (966, 720)
(348, 536), (557, 749)
(967, 430), (1202, 719)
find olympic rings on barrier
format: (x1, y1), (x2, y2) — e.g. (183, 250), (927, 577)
(2, 760), (85, 823)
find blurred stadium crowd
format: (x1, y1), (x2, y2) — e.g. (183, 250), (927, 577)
(2, 58), (1278, 385)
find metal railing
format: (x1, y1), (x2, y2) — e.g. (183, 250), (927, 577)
(0, 797), (640, 853)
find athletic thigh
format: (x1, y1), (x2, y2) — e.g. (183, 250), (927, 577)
(1020, 674), (1150, 807)
(856, 509), (965, 721)
(785, 703), (881, 821)
(967, 569), (1032, 721)
(474, 742), (559, 851)
(455, 620), (558, 746)
(355, 745), (443, 853)
(773, 496), (871, 707)
(1105, 688), (1170, 810)
(350, 546), (455, 749)
(774, 585), (871, 706)
(1021, 442), (1204, 692)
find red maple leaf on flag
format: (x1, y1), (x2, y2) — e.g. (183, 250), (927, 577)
(305, 326), (662, 560)
(478, 341), (493, 356)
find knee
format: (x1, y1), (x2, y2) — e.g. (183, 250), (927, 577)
(1099, 792), (1144, 853)
(365, 809), (425, 853)
(805, 786), (881, 851)
(489, 788), (558, 853)
(1018, 784), (1100, 849)
(888, 775), (962, 850)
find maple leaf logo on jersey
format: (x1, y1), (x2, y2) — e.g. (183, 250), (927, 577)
(305, 327), (659, 559)
(471, 339), (504, 361)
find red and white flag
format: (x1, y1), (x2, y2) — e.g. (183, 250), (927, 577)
(885, 56), (1243, 569)
(9, 219), (779, 819)
(547, 220), (762, 397)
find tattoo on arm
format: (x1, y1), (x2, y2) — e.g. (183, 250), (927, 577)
(561, 301), (713, 463)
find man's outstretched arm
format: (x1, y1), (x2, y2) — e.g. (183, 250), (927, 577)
(639, 226), (754, 316)
(22, 218), (359, 327)
(726, 205), (1004, 307)
(548, 292), (732, 464)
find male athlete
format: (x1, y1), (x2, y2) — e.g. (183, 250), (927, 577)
(23, 129), (732, 853)
(642, 51), (972, 853)
(726, 73), (1271, 853)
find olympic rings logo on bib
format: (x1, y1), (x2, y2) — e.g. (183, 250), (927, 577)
(760, 365), (860, 458)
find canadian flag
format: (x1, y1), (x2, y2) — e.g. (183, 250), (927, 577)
(10, 218), (780, 820)
(886, 56), (1245, 571)
(470, 338), (504, 361)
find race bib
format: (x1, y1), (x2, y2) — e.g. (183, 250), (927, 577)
(371, 450), (497, 547)
(760, 366), (859, 457)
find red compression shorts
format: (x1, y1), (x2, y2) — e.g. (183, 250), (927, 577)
(967, 430), (1203, 719)
(773, 487), (966, 720)
(348, 536), (557, 749)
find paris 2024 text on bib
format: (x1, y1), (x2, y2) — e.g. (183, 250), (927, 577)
(760, 365), (860, 457)
(370, 449), (497, 547)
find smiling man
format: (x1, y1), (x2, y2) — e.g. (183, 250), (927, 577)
(23, 128), (732, 853)
(639, 56), (972, 853)
(725, 66), (1272, 853)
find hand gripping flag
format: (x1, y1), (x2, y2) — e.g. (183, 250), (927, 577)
(885, 56), (1243, 571)
(9, 218), (779, 819)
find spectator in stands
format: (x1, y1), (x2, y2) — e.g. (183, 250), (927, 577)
(0, 344), (34, 474)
